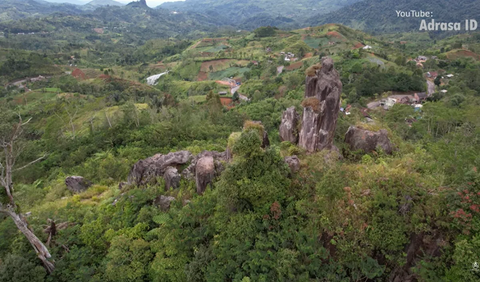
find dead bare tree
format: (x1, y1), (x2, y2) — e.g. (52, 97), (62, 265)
(0, 114), (54, 273)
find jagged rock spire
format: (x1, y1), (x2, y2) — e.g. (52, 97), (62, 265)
(298, 57), (342, 152)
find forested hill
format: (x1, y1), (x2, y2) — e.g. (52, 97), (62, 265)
(0, 5), (228, 42)
(0, 0), (84, 22)
(307, 0), (480, 34)
(160, 0), (361, 27)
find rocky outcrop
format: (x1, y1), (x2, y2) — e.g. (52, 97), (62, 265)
(195, 156), (216, 195)
(182, 150), (228, 181)
(128, 151), (192, 186)
(284, 156), (300, 173)
(154, 195), (176, 211)
(65, 176), (92, 194)
(298, 57), (342, 152)
(305, 75), (318, 98)
(164, 167), (181, 190)
(298, 106), (321, 152)
(279, 107), (299, 144)
(344, 126), (393, 154)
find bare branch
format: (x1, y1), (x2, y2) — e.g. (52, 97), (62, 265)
(21, 117), (32, 126)
(13, 154), (47, 172)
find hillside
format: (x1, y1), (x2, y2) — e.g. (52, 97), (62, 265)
(0, 4), (228, 44)
(1, 17), (480, 282)
(308, 0), (480, 34)
(160, 0), (361, 28)
(0, 0), (84, 22)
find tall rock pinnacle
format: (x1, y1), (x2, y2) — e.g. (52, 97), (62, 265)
(298, 57), (342, 152)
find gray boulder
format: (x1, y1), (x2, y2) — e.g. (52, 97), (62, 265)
(128, 151), (192, 186)
(284, 156), (300, 173)
(195, 156), (215, 195)
(164, 167), (181, 190)
(344, 126), (393, 154)
(279, 107), (299, 144)
(65, 176), (92, 194)
(154, 195), (176, 211)
(182, 150), (228, 181)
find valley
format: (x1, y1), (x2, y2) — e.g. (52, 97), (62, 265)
(0, 1), (480, 282)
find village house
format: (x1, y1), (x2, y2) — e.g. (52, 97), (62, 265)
(417, 55), (428, 62)
(413, 92), (428, 103)
(363, 45), (373, 50)
(380, 97), (397, 109)
(426, 71), (438, 78)
(218, 91), (228, 96)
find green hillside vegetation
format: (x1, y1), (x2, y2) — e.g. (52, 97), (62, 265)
(0, 0), (84, 22)
(0, 22), (480, 281)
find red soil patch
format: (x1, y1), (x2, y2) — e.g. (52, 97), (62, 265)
(352, 42), (365, 49)
(216, 80), (234, 87)
(303, 52), (313, 59)
(197, 71), (208, 81)
(326, 31), (342, 39)
(99, 74), (110, 80)
(71, 68), (86, 80)
(220, 97), (235, 109)
(285, 61), (304, 71)
(447, 49), (480, 61)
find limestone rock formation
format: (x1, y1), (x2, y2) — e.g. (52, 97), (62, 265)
(164, 167), (181, 190)
(195, 156), (216, 195)
(284, 156), (300, 173)
(298, 106), (321, 152)
(65, 176), (92, 194)
(305, 75), (318, 98)
(128, 151), (192, 186)
(182, 150), (228, 181)
(154, 195), (176, 211)
(344, 126), (393, 154)
(279, 107), (299, 144)
(298, 57), (342, 152)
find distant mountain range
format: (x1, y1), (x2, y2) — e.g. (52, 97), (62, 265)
(308, 0), (480, 34)
(160, 0), (362, 27)
(85, 0), (125, 8)
(1, 0), (479, 35)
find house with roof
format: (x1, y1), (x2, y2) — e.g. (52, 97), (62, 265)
(413, 92), (428, 103)
(380, 97), (397, 109)
(363, 45), (373, 50)
(417, 56), (428, 62)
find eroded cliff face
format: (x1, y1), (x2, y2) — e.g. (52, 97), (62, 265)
(284, 57), (342, 153)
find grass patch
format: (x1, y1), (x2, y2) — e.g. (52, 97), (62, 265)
(208, 67), (250, 80)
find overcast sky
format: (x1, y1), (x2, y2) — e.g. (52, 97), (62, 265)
(43, 0), (185, 8)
